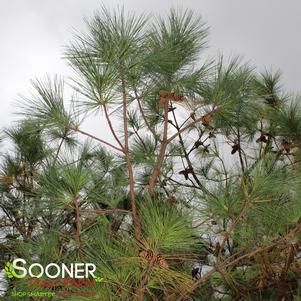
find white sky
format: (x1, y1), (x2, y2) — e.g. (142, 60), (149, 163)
(1, 0), (301, 135)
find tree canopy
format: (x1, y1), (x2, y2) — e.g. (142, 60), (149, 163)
(1, 6), (301, 301)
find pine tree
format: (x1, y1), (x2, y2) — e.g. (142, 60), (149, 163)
(1, 6), (301, 301)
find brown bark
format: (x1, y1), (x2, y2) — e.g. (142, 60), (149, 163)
(148, 101), (169, 195)
(72, 196), (83, 260)
(121, 79), (141, 240)
(103, 103), (125, 151)
(135, 258), (156, 301)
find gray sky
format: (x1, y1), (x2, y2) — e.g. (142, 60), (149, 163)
(1, 0), (301, 133)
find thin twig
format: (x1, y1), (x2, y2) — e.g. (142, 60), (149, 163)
(133, 88), (161, 142)
(66, 125), (123, 152)
(103, 103), (125, 150)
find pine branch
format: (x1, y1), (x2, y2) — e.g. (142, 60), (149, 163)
(134, 88), (161, 142)
(121, 77), (141, 240)
(148, 100), (169, 195)
(103, 103), (125, 151)
(66, 124), (123, 152)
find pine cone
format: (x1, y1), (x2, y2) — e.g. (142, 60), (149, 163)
(256, 134), (268, 143)
(159, 97), (168, 107)
(231, 143), (240, 155)
(179, 167), (194, 180)
(155, 255), (169, 269)
(201, 113), (212, 126)
(173, 93), (184, 102)
(159, 90), (169, 98)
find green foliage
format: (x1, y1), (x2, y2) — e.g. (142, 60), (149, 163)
(140, 199), (196, 252)
(2, 5), (301, 301)
(273, 97), (301, 142)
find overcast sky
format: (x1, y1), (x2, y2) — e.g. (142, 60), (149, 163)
(1, 0), (301, 135)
